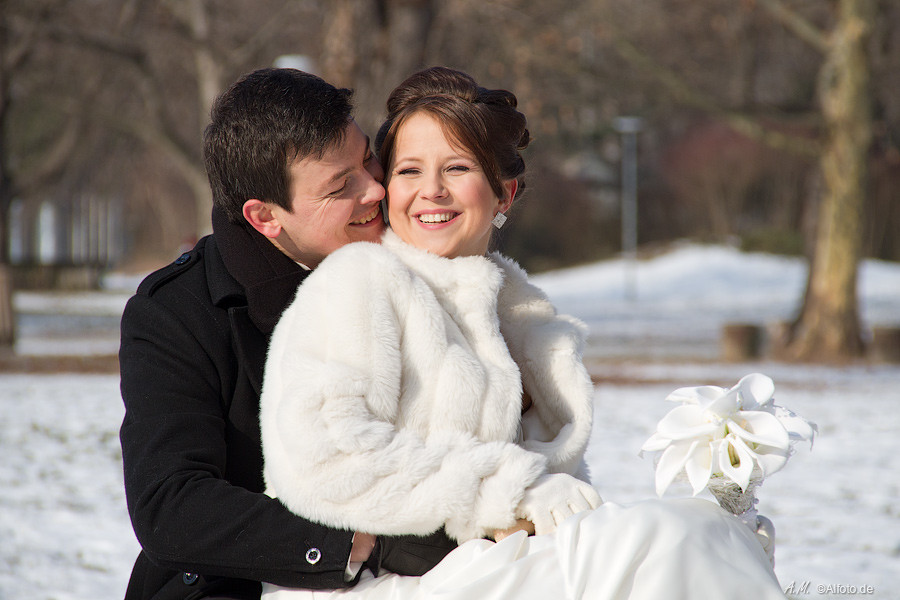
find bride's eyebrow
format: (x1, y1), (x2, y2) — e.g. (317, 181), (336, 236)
(390, 150), (422, 165)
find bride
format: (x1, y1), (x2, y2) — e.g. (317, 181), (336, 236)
(259, 66), (786, 600)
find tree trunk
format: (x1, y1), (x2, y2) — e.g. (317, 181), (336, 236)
(0, 28), (17, 349)
(0, 264), (13, 348)
(321, 0), (358, 88)
(0, 160), (14, 348)
(0, 189), (13, 347)
(320, 0), (436, 134)
(784, 0), (874, 362)
(187, 0), (219, 237)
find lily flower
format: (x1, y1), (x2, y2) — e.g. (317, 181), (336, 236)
(642, 373), (816, 497)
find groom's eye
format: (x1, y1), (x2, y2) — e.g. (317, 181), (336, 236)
(327, 180), (348, 197)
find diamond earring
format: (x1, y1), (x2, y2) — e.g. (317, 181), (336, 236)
(492, 212), (507, 229)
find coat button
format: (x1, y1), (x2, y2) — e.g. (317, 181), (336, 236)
(305, 548), (322, 564)
(174, 252), (191, 265)
(183, 572), (199, 585)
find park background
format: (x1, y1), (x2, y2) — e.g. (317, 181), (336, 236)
(1, 1), (899, 598)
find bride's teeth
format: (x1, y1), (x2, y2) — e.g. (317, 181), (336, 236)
(418, 213), (455, 223)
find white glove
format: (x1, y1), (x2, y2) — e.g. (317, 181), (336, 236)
(516, 473), (602, 536)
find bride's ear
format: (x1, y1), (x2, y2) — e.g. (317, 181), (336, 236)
(242, 199), (282, 239)
(499, 179), (518, 213)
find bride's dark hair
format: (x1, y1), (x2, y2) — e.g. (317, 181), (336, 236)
(376, 67), (530, 201)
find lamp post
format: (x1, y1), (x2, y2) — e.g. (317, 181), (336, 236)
(613, 116), (643, 301)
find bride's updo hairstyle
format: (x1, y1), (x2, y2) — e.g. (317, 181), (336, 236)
(376, 66), (530, 202)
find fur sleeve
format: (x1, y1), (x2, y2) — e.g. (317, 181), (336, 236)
(260, 244), (547, 542)
(493, 254), (595, 478)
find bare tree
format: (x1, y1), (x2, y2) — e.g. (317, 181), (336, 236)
(767, 0), (875, 361)
(0, 0), (78, 348)
(3, 0), (894, 359)
(603, 0), (879, 362)
(0, 0), (29, 347)
(0, 0), (317, 348)
(317, 0), (438, 134)
(37, 0), (315, 241)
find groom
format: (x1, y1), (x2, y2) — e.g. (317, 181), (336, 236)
(119, 68), (456, 600)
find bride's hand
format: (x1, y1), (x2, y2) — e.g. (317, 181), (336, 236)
(516, 473), (602, 536)
(492, 519), (535, 541)
(350, 532), (377, 562)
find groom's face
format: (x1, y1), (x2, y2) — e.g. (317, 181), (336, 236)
(269, 121), (386, 267)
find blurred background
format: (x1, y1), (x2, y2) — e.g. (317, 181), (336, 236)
(1, 0), (898, 363)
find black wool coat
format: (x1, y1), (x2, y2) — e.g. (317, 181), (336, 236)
(119, 209), (456, 600)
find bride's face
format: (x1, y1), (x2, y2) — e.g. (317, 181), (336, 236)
(385, 112), (515, 258)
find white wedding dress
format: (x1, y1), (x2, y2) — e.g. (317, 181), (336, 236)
(263, 498), (785, 600)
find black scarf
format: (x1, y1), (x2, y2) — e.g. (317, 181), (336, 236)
(212, 207), (309, 334)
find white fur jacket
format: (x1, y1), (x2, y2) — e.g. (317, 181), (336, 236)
(260, 229), (594, 542)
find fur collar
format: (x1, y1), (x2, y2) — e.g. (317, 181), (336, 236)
(380, 228), (508, 310)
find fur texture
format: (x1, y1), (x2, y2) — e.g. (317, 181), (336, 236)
(260, 229), (594, 542)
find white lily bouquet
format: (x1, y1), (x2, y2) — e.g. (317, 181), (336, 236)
(641, 373), (816, 534)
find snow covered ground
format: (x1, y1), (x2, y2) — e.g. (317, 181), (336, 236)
(2, 244), (899, 599)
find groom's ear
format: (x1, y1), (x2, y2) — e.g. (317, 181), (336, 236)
(242, 199), (282, 239)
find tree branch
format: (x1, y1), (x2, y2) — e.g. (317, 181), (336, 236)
(226, 0), (299, 69)
(755, 0), (830, 54)
(103, 110), (206, 193)
(16, 111), (83, 194)
(41, 22), (151, 72)
(610, 37), (821, 157)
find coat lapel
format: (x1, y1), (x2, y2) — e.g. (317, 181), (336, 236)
(210, 206), (310, 397)
(230, 306), (269, 398)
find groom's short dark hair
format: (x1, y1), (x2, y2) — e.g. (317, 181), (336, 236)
(203, 68), (354, 223)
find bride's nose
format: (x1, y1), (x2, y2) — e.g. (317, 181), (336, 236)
(420, 173), (448, 201)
